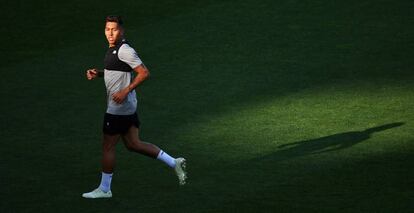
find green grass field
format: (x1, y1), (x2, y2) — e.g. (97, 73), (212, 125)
(1, 0), (413, 212)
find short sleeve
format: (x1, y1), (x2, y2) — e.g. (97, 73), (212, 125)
(118, 44), (143, 69)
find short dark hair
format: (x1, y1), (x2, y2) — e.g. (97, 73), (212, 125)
(105, 15), (123, 27)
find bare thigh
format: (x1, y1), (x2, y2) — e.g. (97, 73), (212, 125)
(122, 126), (160, 158)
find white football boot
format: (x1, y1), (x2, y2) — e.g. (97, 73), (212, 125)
(82, 188), (112, 198)
(174, 158), (187, 185)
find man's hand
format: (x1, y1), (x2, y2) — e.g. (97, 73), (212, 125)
(86, 69), (98, 80)
(112, 87), (130, 104)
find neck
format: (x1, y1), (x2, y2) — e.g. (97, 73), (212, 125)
(109, 37), (124, 47)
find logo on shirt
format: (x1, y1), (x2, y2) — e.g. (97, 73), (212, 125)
(112, 50), (117, 54)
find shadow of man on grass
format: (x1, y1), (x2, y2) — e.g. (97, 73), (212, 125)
(220, 122), (407, 208)
(273, 122), (405, 160)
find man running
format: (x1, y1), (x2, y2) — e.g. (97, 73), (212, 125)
(82, 15), (187, 199)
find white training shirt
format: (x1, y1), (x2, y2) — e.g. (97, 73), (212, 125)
(104, 43), (142, 115)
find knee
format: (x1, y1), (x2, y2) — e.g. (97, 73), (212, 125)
(126, 140), (143, 152)
(103, 143), (115, 152)
(103, 135), (119, 152)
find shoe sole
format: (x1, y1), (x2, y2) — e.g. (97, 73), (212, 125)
(82, 195), (112, 199)
(177, 158), (187, 185)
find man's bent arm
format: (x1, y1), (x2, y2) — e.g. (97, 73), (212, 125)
(111, 64), (149, 104)
(127, 64), (150, 92)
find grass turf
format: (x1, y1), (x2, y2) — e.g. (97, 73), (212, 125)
(0, 0), (413, 212)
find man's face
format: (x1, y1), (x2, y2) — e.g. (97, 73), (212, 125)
(105, 22), (123, 47)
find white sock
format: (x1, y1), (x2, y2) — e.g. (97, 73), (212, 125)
(98, 172), (113, 192)
(157, 150), (176, 168)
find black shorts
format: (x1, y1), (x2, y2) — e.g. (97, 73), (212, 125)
(103, 113), (140, 135)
